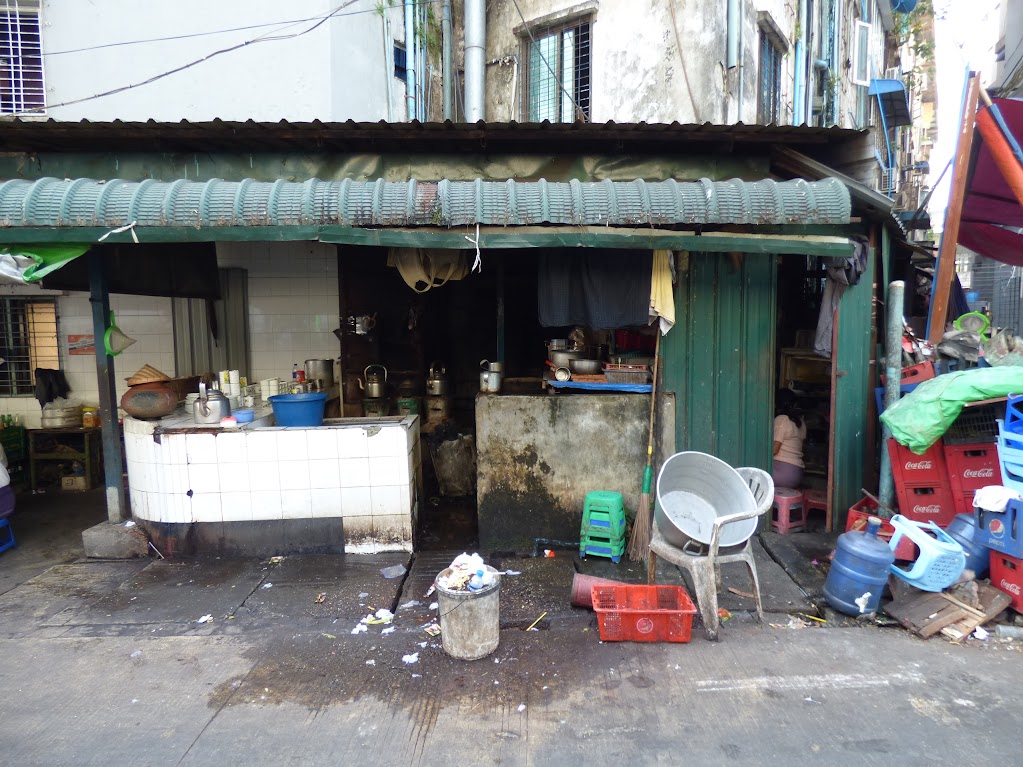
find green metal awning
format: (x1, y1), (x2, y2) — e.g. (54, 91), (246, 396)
(0, 176), (855, 255)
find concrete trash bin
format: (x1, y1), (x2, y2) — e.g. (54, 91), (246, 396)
(436, 566), (500, 660)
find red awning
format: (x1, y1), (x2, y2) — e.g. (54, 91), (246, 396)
(960, 97), (1023, 265)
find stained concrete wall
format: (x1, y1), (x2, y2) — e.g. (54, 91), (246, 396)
(476, 393), (675, 551)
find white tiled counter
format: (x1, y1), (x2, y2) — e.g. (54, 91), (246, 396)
(124, 408), (421, 557)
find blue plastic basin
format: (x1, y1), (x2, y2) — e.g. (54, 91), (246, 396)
(268, 393), (328, 427)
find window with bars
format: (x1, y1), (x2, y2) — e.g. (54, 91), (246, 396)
(757, 31), (782, 125)
(522, 19), (591, 123)
(0, 297), (59, 396)
(1, 1), (44, 114)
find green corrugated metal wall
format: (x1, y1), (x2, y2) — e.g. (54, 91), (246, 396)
(831, 237), (878, 528)
(661, 252), (777, 470)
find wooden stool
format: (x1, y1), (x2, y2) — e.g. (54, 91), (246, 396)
(803, 488), (832, 532)
(772, 488), (806, 534)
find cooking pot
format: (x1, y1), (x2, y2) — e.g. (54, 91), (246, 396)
(570, 359), (602, 375)
(479, 359), (502, 393)
(359, 364), (388, 399)
(427, 361), (449, 396)
(304, 359), (334, 389)
(549, 349), (582, 368)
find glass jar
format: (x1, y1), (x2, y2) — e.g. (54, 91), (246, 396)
(82, 407), (100, 428)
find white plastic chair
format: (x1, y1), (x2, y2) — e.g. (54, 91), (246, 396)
(648, 467), (774, 640)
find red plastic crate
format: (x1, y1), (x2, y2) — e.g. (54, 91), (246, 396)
(990, 551), (1023, 613)
(591, 584), (696, 643)
(895, 481), (958, 527)
(880, 361), (935, 386)
(847, 499), (917, 560)
(944, 442), (999, 498)
(951, 490), (976, 517)
(888, 438), (948, 486)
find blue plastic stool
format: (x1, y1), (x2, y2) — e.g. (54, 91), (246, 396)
(887, 515), (966, 592)
(1006, 395), (1023, 434)
(0, 515), (15, 554)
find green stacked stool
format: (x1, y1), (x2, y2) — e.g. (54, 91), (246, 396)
(580, 490), (627, 563)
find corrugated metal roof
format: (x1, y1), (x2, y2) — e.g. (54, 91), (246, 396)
(0, 118), (865, 154)
(0, 176), (851, 229)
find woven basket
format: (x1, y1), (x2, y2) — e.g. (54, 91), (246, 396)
(126, 364), (171, 386)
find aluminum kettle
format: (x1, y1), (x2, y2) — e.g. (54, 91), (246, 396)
(193, 382), (232, 424)
(359, 364), (388, 399)
(427, 361), (449, 396)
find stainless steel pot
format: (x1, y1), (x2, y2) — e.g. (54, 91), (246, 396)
(305, 359), (334, 389)
(359, 364), (388, 399)
(427, 361), (449, 396)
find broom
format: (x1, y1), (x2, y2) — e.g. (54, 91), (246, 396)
(628, 332), (661, 561)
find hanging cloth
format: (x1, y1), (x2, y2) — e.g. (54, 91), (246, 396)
(813, 236), (869, 357)
(388, 248), (469, 293)
(649, 249), (676, 335)
(538, 250), (653, 329)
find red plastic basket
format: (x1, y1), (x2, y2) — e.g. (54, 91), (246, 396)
(591, 584), (696, 643)
(895, 481), (958, 527)
(944, 442), (999, 497)
(880, 361), (935, 386)
(847, 499), (916, 560)
(888, 438), (947, 486)
(990, 551), (1023, 613)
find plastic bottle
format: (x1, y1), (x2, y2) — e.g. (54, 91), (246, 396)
(468, 569), (485, 591)
(292, 363), (299, 381)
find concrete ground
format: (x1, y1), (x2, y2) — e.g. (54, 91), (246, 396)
(2, 492), (1022, 766)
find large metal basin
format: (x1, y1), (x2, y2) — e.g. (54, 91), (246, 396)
(654, 451), (758, 548)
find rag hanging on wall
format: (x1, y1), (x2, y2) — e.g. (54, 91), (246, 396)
(387, 249), (470, 292)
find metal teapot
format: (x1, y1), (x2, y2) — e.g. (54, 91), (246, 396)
(193, 382), (232, 425)
(359, 364), (388, 399)
(426, 361), (449, 396)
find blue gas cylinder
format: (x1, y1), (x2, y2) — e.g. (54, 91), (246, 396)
(945, 514), (989, 578)
(824, 516), (896, 616)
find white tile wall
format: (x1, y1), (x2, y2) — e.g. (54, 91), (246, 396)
(0, 240), (338, 427)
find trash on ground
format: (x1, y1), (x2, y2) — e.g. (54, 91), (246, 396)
(974, 625), (990, 640)
(526, 611), (547, 631)
(130, 650), (142, 658)
(322, 633), (337, 639)
(359, 592), (370, 599)
(351, 623), (368, 635)
(885, 583), (1010, 642)
(430, 602), (438, 610)
(381, 563), (408, 579)
(543, 549), (555, 558)
(365, 659), (375, 665)
(717, 608), (731, 622)
(381, 626), (395, 635)
(436, 552), (498, 592)
(424, 585), (436, 598)
(261, 583), (273, 589)
(195, 614), (213, 624)
(502, 570), (522, 576)
(268, 556), (284, 566)
(727, 587), (755, 599)
(401, 600), (421, 609)
(423, 623), (441, 636)
(517, 704), (526, 713)
(315, 593), (326, 604)
(366, 608), (394, 625)
(402, 652), (419, 665)
(124, 520), (136, 528)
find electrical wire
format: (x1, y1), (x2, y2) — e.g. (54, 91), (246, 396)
(508, 0), (585, 123)
(14, 0), (367, 116)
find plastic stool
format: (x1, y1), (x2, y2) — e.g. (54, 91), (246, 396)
(887, 515), (966, 592)
(803, 488), (832, 532)
(0, 516), (15, 554)
(772, 488), (806, 534)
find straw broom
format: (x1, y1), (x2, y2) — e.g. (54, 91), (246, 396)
(628, 332), (660, 562)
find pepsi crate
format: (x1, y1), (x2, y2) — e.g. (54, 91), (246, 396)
(888, 438), (947, 486)
(990, 551), (1023, 613)
(895, 481), (958, 527)
(975, 497), (1023, 559)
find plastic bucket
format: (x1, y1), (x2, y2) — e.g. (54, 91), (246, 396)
(435, 566), (500, 660)
(570, 573), (627, 608)
(268, 392), (328, 427)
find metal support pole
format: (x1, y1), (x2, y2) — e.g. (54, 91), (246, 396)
(89, 250), (126, 522)
(878, 279), (905, 510)
(442, 0), (453, 121)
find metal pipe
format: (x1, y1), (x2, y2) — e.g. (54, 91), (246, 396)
(403, 0), (417, 121)
(464, 0), (485, 121)
(726, 0), (740, 69)
(878, 280), (906, 510)
(418, 0), (428, 121)
(382, 12), (394, 122)
(736, 0), (744, 122)
(794, 0), (807, 124)
(442, 0), (453, 121)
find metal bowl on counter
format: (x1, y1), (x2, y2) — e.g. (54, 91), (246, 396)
(549, 349), (582, 368)
(569, 358), (602, 375)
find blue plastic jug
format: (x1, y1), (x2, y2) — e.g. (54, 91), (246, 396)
(945, 514), (990, 577)
(824, 516), (896, 616)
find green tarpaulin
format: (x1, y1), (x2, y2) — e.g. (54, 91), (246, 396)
(0, 244), (90, 283)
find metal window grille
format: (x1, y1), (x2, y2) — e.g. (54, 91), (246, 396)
(757, 32), (781, 125)
(966, 255), (1023, 334)
(393, 45), (407, 83)
(522, 19), (590, 123)
(0, 297), (58, 396)
(1, 1), (45, 114)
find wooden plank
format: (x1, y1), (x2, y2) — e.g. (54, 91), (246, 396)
(928, 71), (982, 344)
(920, 607), (969, 637)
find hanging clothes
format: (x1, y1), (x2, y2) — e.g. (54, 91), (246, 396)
(388, 248), (469, 293)
(814, 236), (869, 357)
(34, 368), (71, 408)
(538, 250), (653, 329)
(649, 249), (676, 335)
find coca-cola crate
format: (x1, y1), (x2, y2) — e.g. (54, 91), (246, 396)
(847, 498), (916, 560)
(990, 551), (1023, 613)
(895, 481), (958, 527)
(888, 438), (947, 486)
(880, 361), (935, 386)
(944, 442), (1000, 499)
(952, 490), (976, 517)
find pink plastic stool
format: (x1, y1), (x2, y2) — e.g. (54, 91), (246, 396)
(772, 488), (806, 534)
(803, 488), (832, 532)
